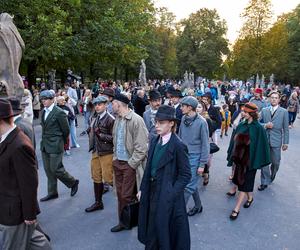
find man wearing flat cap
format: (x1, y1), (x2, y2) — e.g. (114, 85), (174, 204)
(39, 90), (79, 202)
(85, 96), (115, 213)
(179, 96), (210, 216)
(0, 99), (51, 249)
(110, 94), (148, 232)
(143, 89), (162, 141)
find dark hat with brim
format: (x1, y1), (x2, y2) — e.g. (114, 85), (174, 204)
(103, 88), (115, 97)
(148, 90), (162, 101)
(155, 105), (177, 121)
(0, 98), (14, 119)
(7, 97), (23, 116)
(113, 93), (130, 105)
(169, 89), (183, 98)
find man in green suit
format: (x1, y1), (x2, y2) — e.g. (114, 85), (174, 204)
(39, 90), (79, 202)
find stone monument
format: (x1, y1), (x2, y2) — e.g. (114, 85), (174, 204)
(139, 59), (146, 86)
(0, 13), (25, 99)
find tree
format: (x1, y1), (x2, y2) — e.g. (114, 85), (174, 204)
(239, 0), (272, 74)
(287, 4), (300, 83)
(176, 8), (229, 79)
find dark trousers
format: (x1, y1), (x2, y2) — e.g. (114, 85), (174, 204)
(113, 160), (136, 220)
(42, 152), (76, 195)
(145, 181), (159, 250)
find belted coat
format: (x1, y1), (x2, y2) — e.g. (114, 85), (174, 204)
(138, 133), (191, 250)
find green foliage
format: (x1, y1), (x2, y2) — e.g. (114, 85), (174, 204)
(176, 8), (229, 79)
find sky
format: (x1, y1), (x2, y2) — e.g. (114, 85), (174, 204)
(154, 0), (299, 44)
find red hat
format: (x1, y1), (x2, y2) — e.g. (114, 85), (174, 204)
(255, 88), (263, 94)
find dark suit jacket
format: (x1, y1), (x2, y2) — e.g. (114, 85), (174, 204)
(0, 127), (38, 226)
(175, 104), (183, 133)
(40, 105), (70, 154)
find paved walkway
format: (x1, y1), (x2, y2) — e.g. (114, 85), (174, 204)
(35, 115), (300, 250)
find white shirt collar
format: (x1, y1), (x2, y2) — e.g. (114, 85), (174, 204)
(174, 103), (180, 109)
(44, 103), (55, 113)
(161, 132), (172, 146)
(271, 105), (279, 111)
(13, 114), (22, 122)
(0, 125), (17, 143)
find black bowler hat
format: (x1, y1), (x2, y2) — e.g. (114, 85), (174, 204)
(148, 90), (161, 101)
(169, 89), (183, 98)
(0, 98), (14, 119)
(155, 105), (177, 121)
(114, 93), (130, 105)
(7, 97), (23, 116)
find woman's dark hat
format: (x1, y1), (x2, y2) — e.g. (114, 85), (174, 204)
(113, 94), (130, 105)
(169, 89), (183, 98)
(7, 97), (23, 116)
(0, 98), (14, 119)
(148, 90), (161, 101)
(155, 105), (177, 121)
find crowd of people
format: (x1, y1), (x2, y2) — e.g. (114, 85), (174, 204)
(0, 78), (299, 249)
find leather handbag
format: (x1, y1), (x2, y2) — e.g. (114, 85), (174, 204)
(210, 142), (220, 154)
(120, 201), (140, 229)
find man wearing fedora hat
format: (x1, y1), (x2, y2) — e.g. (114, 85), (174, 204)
(102, 87), (115, 116)
(143, 89), (162, 141)
(169, 89), (183, 133)
(138, 104), (191, 249)
(111, 94), (148, 232)
(39, 90), (79, 202)
(0, 99), (51, 249)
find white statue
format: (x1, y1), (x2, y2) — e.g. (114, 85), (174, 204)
(0, 13), (25, 99)
(139, 59), (146, 86)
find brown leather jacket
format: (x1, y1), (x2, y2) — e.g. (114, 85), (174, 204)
(88, 111), (115, 155)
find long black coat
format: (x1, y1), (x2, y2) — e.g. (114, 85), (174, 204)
(138, 134), (191, 250)
(0, 128), (38, 226)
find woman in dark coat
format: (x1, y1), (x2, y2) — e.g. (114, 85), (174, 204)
(138, 105), (191, 250)
(227, 103), (270, 220)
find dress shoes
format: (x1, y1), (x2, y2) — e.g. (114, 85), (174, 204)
(258, 184), (268, 191)
(187, 206), (203, 216)
(71, 180), (79, 197)
(110, 224), (126, 233)
(40, 193), (58, 202)
(85, 201), (104, 213)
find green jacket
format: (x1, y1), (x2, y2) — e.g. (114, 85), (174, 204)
(40, 105), (70, 154)
(227, 120), (270, 170)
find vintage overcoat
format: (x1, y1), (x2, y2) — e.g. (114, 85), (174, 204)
(227, 120), (270, 170)
(138, 133), (191, 250)
(0, 128), (38, 226)
(40, 105), (70, 154)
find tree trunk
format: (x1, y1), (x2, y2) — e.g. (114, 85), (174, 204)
(27, 60), (37, 90)
(114, 66), (117, 82)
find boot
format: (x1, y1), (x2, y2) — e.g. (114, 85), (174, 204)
(85, 182), (104, 212)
